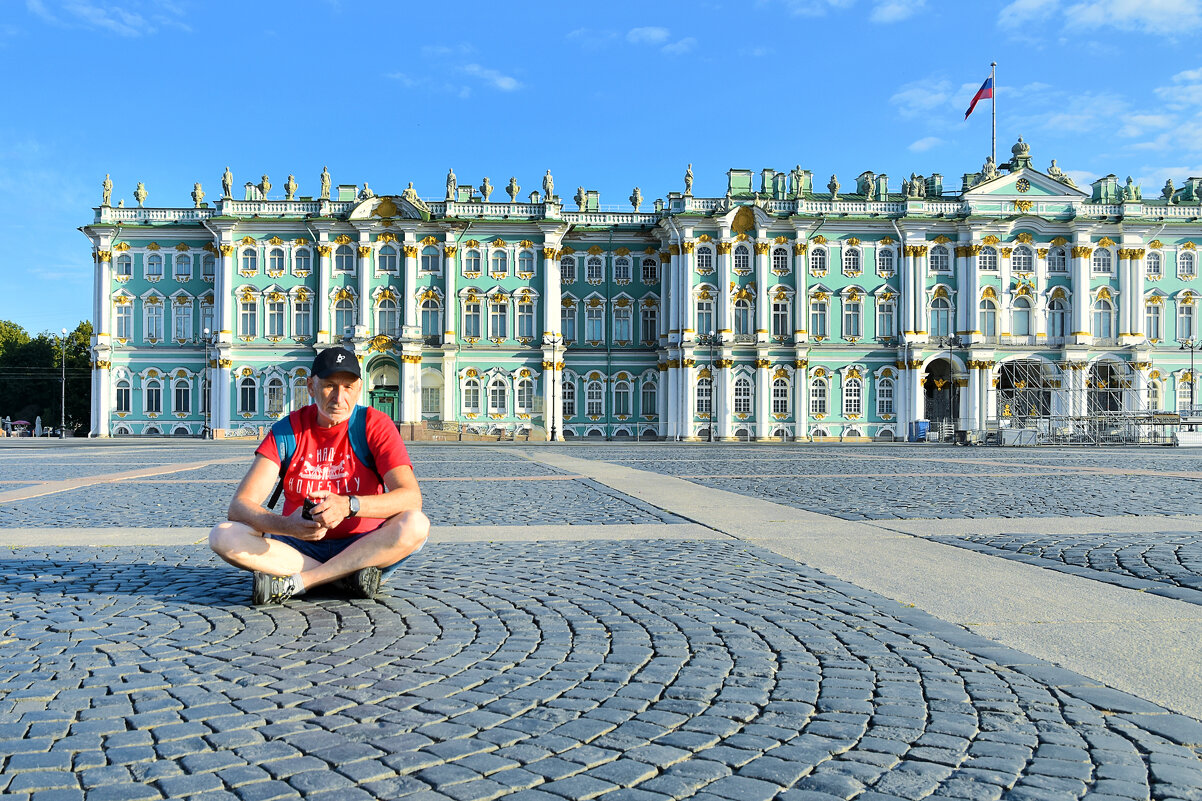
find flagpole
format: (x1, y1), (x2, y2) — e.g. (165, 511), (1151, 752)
(991, 61), (997, 167)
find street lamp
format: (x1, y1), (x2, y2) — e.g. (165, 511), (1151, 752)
(1180, 336), (1198, 416)
(202, 327), (213, 439)
(697, 329), (719, 442)
(546, 333), (563, 442)
(59, 327), (67, 438)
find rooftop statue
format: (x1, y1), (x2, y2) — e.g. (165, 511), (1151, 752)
(684, 164), (694, 195)
(506, 176), (520, 202)
(446, 168), (457, 201)
(543, 169), (554, 199)
(222, 166), (233, 199)
(359, 182), (375, 200)
(827, 174), (840, 201)
(981, 156), (999, 182)
(1164, 178), (1176, 203)
(1047, 159), (1076, 187)
(480, 176), (493, 202)
(320, 166), (331, 200)
(629, 187), (642, 211)
(192, 182), (204, 208)
(133, 181), (147, 207)
(574, 186), (585, 210)
(284, 174), (298, 201)
(101, 173), (112, 207)
(259, 174), (271, 199)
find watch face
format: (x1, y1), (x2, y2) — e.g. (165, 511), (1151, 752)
(1016, 178), (1031, 193)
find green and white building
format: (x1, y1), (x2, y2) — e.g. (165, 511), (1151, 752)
(81, 139), (1202, 441)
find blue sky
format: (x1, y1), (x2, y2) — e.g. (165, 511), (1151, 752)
(2, 0), (1201, 334)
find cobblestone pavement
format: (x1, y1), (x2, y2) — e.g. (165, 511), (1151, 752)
(4, 540), (1202, 801)
(930, 531), (1202, 606)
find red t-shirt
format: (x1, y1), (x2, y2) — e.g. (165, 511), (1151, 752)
(255, 405), (413, 539)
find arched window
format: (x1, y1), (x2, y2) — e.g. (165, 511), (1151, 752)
(464, 249), (482, 274)
(772, 378), (789, 415)
(559, 256), (576, 282)
(586, 380), (603, 416)
(1048, 247), (1067, 272)
(1012, 246), (1034, 273)
(586, 256), (603, 282)
(772, 248), (790, 274)
(696, 298), (714, 335)
(1146, 302), (1162, 341)
(378, 245), (398, 273)
(463, 378), (481, 413)
(642, 258), (659, 283)
(733, 244), (751, 273)
(1178, 377), (1194, 414)
(1012, 297), (1032, 336)
(695, 378), (712, 417)
(614, 257), (631, 281)
(420, 299), (441, 340)
(266, 378), (284, 417)
(980, 299), (998, 337)
(1180, 251), (1197, 279)
(877, 378), (895, 416)
(809, 247), (827, 275)
(810, 298), (828, 338)
(334, 298), (355, 336)
(238, 377), (256, 415)
(614, 305), (631, 342)
(877, 248), (894, 275)
(734, 377), (752, 414)
(515, 378), (534, 414)
(613, 381), (631, 416)
(979, 246), (998, 271)
(174, 254), (192, 280)
(116, 254), (132, 277)
(115, 379), (131, 413)
(734, 298), (752, 336)
(696, 248), (713, 273)
(518, 250), (534, 275)
(641, 381), (656, 415)
(1049, 299), (1068, 338)
(1093, 298), (1115, 339)
(377, 298), (399, 337)
(562, 380), (576, 417)
(1093, 248), (1113, 273)
(334, 245), (354, 272)
(930, 245), (950, 273)
(241, 249), (257, 273)
(930, 296), (951, 336)
(810, 378), (828, 416)
(268, 248), (285, 273)
(842, 247), (861, 275)
(1147, 251), (1162, 277)
(491, 249), (508, 275)
(422, 246), (440, 273)
(142, 378), (161, 414)
(844, 378), (862, 417)
(291, 376), (307, 412)
(294, 249), (310, 274)
(1148, 380), (1161, 411)
(1178, 299), (1195, 341)
(146, 253), (163, 277)
(173, 379), (191, 414)
(488, 380), (508, 415)
(843, 297), (862, 338)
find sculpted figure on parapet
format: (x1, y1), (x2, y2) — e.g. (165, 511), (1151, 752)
(222, 166), (233, 199)
(543, 169), (554, 199)
(446, 168), (457, 201)
(320, 166), (331, 200)
(102, 173), (112, 206)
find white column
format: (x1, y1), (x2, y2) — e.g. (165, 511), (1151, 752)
(795, 242), (808, 341)
(968, 362), (981, 430)
(999, 248), (1013, 336)
(1034, 249), (1048, 340)
(795, 360), (808, 440)
(755, 360), (770, 439)
(666, 360), (680, 438)
(357, 244), (371, 330)
(755, 242), (769, 342)
(94, 362), (110, 437)
(401, 355), (419, 424)
(657, 365), (668, 437)
(681, 243), (696, 337)
(1132, 249), (1146, 338)
(317, 244), (332, 341)
(216, 361), (232, 431)
(441, 352), (456, 422)
(901, 247), (915, 333)
(718, 242), (732, 339)
(444, 244), (458, 345)
(1118, 250), (1131, 338)
(1071, 244), (1091, 340)
(218, 245), (235, 336)
(967, 247), (982, 339)
(684, 361), (697, 439)
(912, 246), (929, 335)
(715, 359), (731, 440)
(403, 244), (418, 329)
(659, 250), (672, 340)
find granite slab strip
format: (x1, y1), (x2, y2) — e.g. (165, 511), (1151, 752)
(0, 456), (250, 503)
(873, 516), (1202, 538)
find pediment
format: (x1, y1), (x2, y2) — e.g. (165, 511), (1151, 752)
(347, 195), (426, 221)
(962, 168), (1086, 199)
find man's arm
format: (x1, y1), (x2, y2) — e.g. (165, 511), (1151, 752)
(228, 454), (328, 540)
(308, 464), (421, 530)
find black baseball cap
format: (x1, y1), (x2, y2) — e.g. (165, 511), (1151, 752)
(312, 347), (361, 380)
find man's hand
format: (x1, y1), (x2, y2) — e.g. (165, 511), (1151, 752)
(307, 490), (350, 530)
(280, 507), (328, 541)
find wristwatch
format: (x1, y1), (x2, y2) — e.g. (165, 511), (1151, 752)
(347, 495), (360, 517)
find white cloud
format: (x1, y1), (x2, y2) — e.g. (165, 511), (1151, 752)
(1135, 165), (1202, 191)
(24, 0), (189, 37)
(1063, 0), (1202, 34)
(460, 64), (521, 92)
(662, 37), (697, 55)
(626, 26), (670, 44)
(771, 0), (855, 16)
(997, 0), (1060, 29)
(909, 136), (944, 152)
(1118, 114), (1174, 138)
(889, 78), (953, 118)
(1064, 169), (1100, 187)
(870, 0), (926, 23)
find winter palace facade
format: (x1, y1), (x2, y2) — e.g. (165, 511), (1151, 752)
(81, 139), (1202, 440)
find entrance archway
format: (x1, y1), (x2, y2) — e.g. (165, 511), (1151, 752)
(368, 360), (399, 421)
(923, 358), (958, 431)
(1088, 362), (1126, 414)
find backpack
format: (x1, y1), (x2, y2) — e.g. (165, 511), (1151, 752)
(266, 405), (380, 510)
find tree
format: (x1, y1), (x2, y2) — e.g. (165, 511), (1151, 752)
(0, 320), (93, 434)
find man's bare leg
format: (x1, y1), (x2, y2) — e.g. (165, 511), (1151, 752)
(209, 521), (322, 576)
(298, 510), (430, 589)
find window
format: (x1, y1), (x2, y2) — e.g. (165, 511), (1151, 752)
(810, 247), (827, 274)
(1178, 301), (1195, 341)
(116, 379), (131, 413)
(422, 246), (440, 273)
(1179, 379), (1194, 414)
(334, 298), (354, 336)
(614, 381), (631, 416)
(266, 378), (284, 417)
(202, 254), (215, 279)
(843, 247), (861, 275)
(1011, 246), (1033, 273)
(115, 302), (132, 340)
(491, 250), (507, 275)
(810, 378), (827, 416)
(1149, 381), (1161, 410)
(772, 299), (789, 338)
(734, 377), (752, 414)
(585, 306), (604, 342)
(174, 254), (191, 280)
(489, 302), (508, 340)
(268, 248), (285, 274)
(465, 249), (482, 274)
(1147, 303), (1162, 341)
(240, 249), (256, 274)
(294, 249), (310, 274)
(1012, 297), (1032, 336)
(1093, 248), (1113, 273)
(695, 378), (712, 416)
(334, 245), (353, 272)
(560, 256), (576, 282)
(463, 378), (481, 413)
(641, 382), (656, 416)
(810, 299), (828, 338)
(518, 250), (534, 274)
(200, 303), (214, 337)
(294, 298), (312, 338)
(734, 298), (752, 336)
(643, 258), (658, 283)
(146, 253), (163, 278)
(733, 244), (751, 273)
(516, 379), (533, 413)
(772, 248), (789, 274)
(615, 257), (631, 281)
(1048, 247), (1067, 272)
(586, 380), (603, 416)
(145, 302), (163, 341)
(641, 306), (658, 343)
(877, 300), (895, 339)
(843, 298), (862, 338)
(877, 378), (895, 416)
(517, 301), (535, 340)
(1049, 299), (1068, 338)
(1093, 299), (1115, 338)
(844, 378), (862, 417)
(145, 379), (162, 414)
(614, 305), (632, 342)
(421, 299), (441, 339)
(587, 256), (603, 282)
(877, 248), (894, 276)
(464, 300), (481, 339)
(929, 297), (951, 336)
(261, 297), (283, 338)
(1181, 251), (1197, 279)
(980, 299), (997, 337)
(696, 299), (714, 335)
(563, 380), (576, 417)
(291, 377), (305, 412)
(930, 245), (950, 273)
(378, 245), (398, 273)
(238, 298), (257, 338)
(979, 247), (998, 271)
(377, 298), (399, 337)
(488, 381), (507, 415)
(772, 378), (789, 416)
(561, 304), (576, 343)
(173, 301), (192, 341)
(422, 384), (441, 415)
(172, 379), (190, 414)
(696, 248), (712, 274)
(116, 254), (132, 277)
(1148, 252), (1162, 277)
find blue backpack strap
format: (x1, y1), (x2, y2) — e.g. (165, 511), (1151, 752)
(348, 405), (378, 477)
(266, 414), (296, 510)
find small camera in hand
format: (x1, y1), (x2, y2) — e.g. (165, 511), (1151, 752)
(301, 497), (318, 521)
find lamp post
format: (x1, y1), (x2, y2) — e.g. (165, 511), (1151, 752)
(546, 333), (563, 442)
(202, 327), (212, 439)
(1180, 336), (1198, 416)
(59, 327), (67, 438)
(697, 329), (718, 442)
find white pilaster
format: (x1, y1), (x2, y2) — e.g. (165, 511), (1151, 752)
(755, 241), (769, 342)
(317, 244), (332, 341)
(755, 360), (770, 439)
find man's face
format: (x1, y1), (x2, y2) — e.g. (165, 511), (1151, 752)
(308, 373), (361, 427)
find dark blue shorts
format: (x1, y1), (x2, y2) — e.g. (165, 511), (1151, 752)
(265, 530), (423, 581)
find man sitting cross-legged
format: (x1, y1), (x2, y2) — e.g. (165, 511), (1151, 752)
(209, 346), (429, 604)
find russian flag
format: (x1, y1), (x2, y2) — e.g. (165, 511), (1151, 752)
(964, 76), (993, 120)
